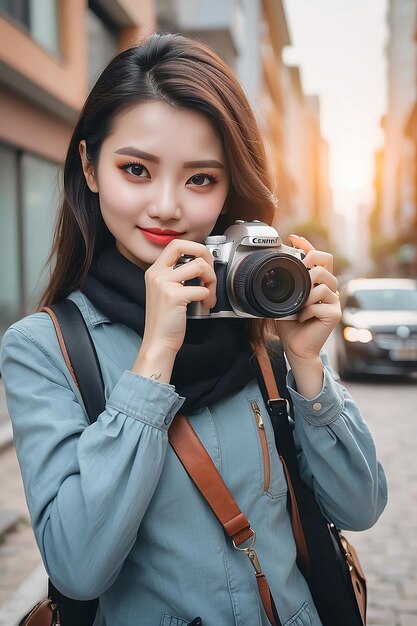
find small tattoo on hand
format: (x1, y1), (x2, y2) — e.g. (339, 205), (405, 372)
(150, 373), (161, 380)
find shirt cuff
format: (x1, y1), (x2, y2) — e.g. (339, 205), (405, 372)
(286, 366), (345, 426)
(106, 370), (185, 430)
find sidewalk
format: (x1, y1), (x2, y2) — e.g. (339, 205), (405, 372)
(0, 381), (12, 452)
(0, 563), (47, 626)
(0, 380), (45, 625)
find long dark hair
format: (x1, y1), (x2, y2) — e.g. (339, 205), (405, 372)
(40, 33), (278, 344)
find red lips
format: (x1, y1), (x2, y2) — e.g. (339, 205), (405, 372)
(138, 227), (184, 246)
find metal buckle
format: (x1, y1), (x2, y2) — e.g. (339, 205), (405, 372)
(232, 530), (263, 575)
(267, 398), (290, 415)
(232, 529), (256, 552)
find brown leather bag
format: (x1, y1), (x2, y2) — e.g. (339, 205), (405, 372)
(17, 599), (58, 626)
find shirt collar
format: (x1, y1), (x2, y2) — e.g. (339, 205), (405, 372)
(68, 291), (111, 327)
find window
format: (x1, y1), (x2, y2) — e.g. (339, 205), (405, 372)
(0, 0), (30, 29)
(355, 288), (417, 311)
(21, 153), (59, 312)
(0, 144), (59, 335)
(0, 145), (20, 334)
(0, 0), (60, 55)
(87, 4), (118, 86)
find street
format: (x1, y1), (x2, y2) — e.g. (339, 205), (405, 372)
(0, 373), (416, 625)
(344, 375), (417, 626)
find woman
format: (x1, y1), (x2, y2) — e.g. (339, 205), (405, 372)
(1, 33), (387, 626)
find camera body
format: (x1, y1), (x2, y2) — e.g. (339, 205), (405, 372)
(183, 220), (311, 319)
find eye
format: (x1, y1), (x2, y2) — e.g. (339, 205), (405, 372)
(187, 173), (218, 187)
(120, 162), (150, 179)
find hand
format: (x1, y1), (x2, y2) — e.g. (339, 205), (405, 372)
(275, 235), (341, 392)
(132, 240), (216, 383)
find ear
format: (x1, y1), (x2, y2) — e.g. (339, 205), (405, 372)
(79, 140), (98, 193)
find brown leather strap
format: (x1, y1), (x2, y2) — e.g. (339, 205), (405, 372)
(279, 455), (310, 576)
(256, 345), (311, 577)
(256, 573), (276, 626)
(41, 306), (78, 388)
(256, 344), (283, 400)
(169, 414), (280, 625)
(168, 414), (253, 546)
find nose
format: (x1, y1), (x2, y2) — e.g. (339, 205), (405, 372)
(147, 178), (182, 222)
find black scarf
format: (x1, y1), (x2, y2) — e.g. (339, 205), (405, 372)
(81, 246), (255, 412)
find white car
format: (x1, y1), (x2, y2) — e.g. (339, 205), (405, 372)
(335, 278), (417, 378)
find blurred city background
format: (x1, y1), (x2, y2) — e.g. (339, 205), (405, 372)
(0, 1), (416, 625)
(1, 0), (417, 334)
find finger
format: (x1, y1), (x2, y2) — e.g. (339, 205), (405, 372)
(152, 239), (214, 269)
(302, 250), (334, 273)
(172, 258), (217, 307)
(181, 285), (212, 307)
(298, 302), (341, 325)
(288, 234), (316, 254)
(304, 284), (339, 308)
(172, 257), (216, 284)
(308, 266), (338, 292)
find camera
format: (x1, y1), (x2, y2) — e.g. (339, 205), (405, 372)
(176, 220), (311, 319)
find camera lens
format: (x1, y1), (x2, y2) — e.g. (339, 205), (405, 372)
(231, 251), (310, 318)
(261, 268), (295, 304)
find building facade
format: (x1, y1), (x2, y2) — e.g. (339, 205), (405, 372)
(161, 0), (332, 241)
(0, 0), (155, 334)
(0, 0), (332, 336)
(374, 0), (417, 275)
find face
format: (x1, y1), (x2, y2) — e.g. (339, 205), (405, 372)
(80, 101), (230, 269)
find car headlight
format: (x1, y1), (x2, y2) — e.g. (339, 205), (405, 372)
(343, 326), (373, 343)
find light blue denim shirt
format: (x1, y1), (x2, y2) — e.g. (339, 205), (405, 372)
(0, 291), (387, 626)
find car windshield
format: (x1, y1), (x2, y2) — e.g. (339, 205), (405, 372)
(352, 288), (417, 311)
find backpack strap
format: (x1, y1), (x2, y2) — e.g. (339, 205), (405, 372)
(42, 300), (105, 423)
(255, 344), (310, 576)
(41, 300), (104, 625)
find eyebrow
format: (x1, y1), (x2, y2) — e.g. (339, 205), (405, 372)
(183, 159), (224, 169)
(115, 147), (224, 169)
(115, 147), (159, 163)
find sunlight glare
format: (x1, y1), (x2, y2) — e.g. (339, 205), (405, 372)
(331, 134), (373, 193)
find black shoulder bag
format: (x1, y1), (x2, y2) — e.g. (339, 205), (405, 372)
(254, 342), (366, 626)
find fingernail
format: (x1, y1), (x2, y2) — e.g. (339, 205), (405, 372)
(289, 234), (301, 238)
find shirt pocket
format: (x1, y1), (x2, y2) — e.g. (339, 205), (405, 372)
(160, 614), (190, 626)
(284, 602), (313, 626)
(249, 398), (288, 499)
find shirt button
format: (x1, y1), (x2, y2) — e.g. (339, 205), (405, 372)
(164, 414), (173, 426)
(312, 402), (322, 411)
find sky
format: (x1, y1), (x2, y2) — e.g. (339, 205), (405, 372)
(282, 0), (388, 222)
